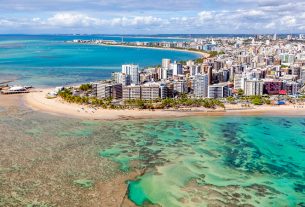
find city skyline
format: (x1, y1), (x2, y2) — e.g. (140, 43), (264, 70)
(0, 0), (305, 34)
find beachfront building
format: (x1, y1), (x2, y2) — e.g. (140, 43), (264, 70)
(193, 74), (209, 98)
(160, 83), (168, 99)
(208, 83), (229, 98)
(122, 83), (163, 100)
(263, 80), (283, 95)
(173, 80), (187, 95)
(92, 82), (111, 99)
(92, 82), (123, 99)
(122, 64), (139, 85)
(234, 74), (246, 90)
(283, 81), (299, 95)
(141, 84), (161, 100)
(244, 80), (264, 96)
(123, 85), (141, 100)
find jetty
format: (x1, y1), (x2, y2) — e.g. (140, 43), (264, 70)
(0, 86), (30, 95)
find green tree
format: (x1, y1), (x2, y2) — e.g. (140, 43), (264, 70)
(237, 89), (244, 96)
(79, 84), (92, 91)
(252, 97), (263, 105)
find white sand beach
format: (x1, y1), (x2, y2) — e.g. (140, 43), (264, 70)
(21, 89), (305, 121)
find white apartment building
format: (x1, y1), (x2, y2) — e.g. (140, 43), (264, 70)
(193, 74), (209, 98)
(122, 64), (139, 85)
(208, 83), (229, 98)
(234, 74), (246, 90)
(244, 80), (264, 96)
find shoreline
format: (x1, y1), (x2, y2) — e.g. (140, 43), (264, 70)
(101, 43), (209, 58)
(21, 89), (305, 121)
(71, 41), (209, 58)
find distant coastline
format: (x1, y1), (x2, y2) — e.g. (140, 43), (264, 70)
(68, 41), (209, 59)
(98, 43), (209, 58)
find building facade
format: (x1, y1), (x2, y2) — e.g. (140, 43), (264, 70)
(208, 83), (229, 98)
(244, 80), (264, 96)
(122, 64), (139, 85)
(193, 74), (209, 98)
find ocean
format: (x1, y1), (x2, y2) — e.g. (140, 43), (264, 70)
(0, 35), (305, 207)
(0, 35), (199, 87)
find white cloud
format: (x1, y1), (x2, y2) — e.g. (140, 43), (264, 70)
(198, 11), (213, 21)
(280, 16), (296, 27)
(1, 1), (305, 34)
(46, 13), (101, 27)
(110, 16), (163, 26)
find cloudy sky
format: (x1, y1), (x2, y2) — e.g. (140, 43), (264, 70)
(0, 0), (304, 34)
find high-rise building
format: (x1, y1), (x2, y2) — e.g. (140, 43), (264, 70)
(263, 80), (283, 95)
(283, 81), (299, 95)
(173, 80), (187, 95)
(190, 65), (201, 76)
(244, 80), (264, 96)
(112, 72), (130, 86)
(160, 83), (168, 99)
(234, 74), (246, 90)
(300, 68), (305, 83)
(193, 74), (209, 98)
(171, 62), (183, 76)
(208, 83), (229, 98)
(162, 59), (171, 69)
(122, 64), (139, 85)
(207, 66), (213, 85)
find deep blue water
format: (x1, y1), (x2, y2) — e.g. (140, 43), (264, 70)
(0, 35), (199, 87)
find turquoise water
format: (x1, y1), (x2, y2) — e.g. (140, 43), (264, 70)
(98, 116), (305, 206)
(0, 35), (199, 87)
(1, 103), (305, 206)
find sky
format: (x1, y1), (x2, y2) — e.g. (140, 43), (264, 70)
(0, 0), (304, 34)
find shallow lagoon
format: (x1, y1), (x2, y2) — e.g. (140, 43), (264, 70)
(1, 101), (305, 206)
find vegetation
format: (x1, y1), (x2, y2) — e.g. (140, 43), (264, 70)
(178, 60), (187, 65)
(281, 65), (288, 69)
(226, 96), (236, 104)
(208, 51), (218, 57)
(237, 89), (244, 96)
(73, 179), (94, 188)
(237, 95), (271, 105)
(208, 51), (225, 57)
(194, 58), (204, 64)
(124, 96), (225, 110)
(58, 88), (280, 111)
(58, 88), (226, 110)
(79, 83), (92, 91)
(58, 89), (113, 109)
